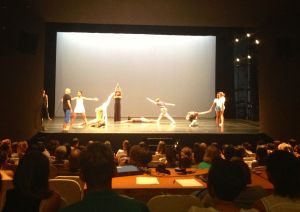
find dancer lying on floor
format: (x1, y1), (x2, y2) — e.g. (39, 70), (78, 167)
(120, 116), (157, 124)
(186, 110), (211, 127)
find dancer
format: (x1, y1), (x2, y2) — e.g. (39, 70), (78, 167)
(71, 91), (98, 126)
(85, 92), (114, 127)
(146, 97), (176, 125)
(186, 110), (211, 127)
(209, 91), (226, 127)
(120, 116), (157, 124)
(62, 88), (72, 131)
(42, 90), (51, 120)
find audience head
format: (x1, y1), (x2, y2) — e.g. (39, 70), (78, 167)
(208, 158), (248, 201)
(266, 150), (300, 198)
(255, 145), (269, 166)
(223, 144), (235, 160)
(129, 145), (152, 167)
(277, 142), (293, 153)
(54, 145), (67, 162)
(193, 142), (206, 164)
(45, 139), (60, 156)
(165, 147), (177, 168)
(234, 145), (247, 159)
(80, 142), (116, 189)
(69, 148), (81, 172)
(138, 141), (148, 149)
(13, 151), (52, 199)
(0, 150), (8, 168)
(104, 140), (112, 150)
(122, 140), (130, 152)
(70, 137), (80, 148)
(180, 146), (193, 168)
(203, 145), (221, 164)
(17, 141), (28, 159)
(156, 140), (166, 155)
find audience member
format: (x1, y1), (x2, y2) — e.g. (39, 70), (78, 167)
(0, 150), (13, 180)
(198, 145), (221, 169)
(165, 147), (177, 168)
(70, 137), (80, 150)
(60, 142), (149, 212)
(192, 142), (207, 166)
(252, 145), (268, 168)
(254, 150), (300, 211)
(2, 151), (62, 212)
(180, 146), (193, 168)
(129, 145), (152, 168)
(155, 140), (166, 155)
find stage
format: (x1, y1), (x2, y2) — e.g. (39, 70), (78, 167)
(38, 118), (262, 150)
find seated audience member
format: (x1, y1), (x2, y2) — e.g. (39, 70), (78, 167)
(242, 142), (255, 156)
(155, 140), (166, 155)
(252, 145), (268, 168)
(254, 150), (300, 211)
(138, 141), (148, 149)
(223, 144), (236, 161)
(165, 147), (178, 168)
(198, 145), (221, 169)
(60, 142), (149, 212)
(195, 158), (266, 210)
(294, 144), (300, 158)
(129, 145), (152, 168)
(192, 142), (207, 167)
(180, 146), (193, 168)
(2, 151), (62, 212)
(70, 137), (80, 150)
(104, 140), (112, 151)
(116, 140), (130, 159)
(0, 150), (13, 180)
(45, 139), (60, 160)
(17, 140), (28, 160)
(234, 145), (247, 159)
(192, 158), (258, 211)
(277, 142), (293, 153)
(53, 145), (68, 167)
(68, 148), (81, 174)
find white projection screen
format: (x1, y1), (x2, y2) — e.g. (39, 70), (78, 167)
(55, 32), (216, 118)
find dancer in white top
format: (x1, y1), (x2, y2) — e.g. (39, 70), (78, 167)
(209, 91), (226, 127)
(147, 97), (176, 125)
(71, 90), (98, 126)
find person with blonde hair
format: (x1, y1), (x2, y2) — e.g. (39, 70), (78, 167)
(209, 91), (226, 127)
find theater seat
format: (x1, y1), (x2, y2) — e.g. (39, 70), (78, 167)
(49, 179), (83, 206)
(147, 194), (203, 212)
(55, 175), (85, 190)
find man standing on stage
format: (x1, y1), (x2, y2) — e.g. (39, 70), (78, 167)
(63, 88), (72, 131)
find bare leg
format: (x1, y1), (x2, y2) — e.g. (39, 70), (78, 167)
(165, 112), (176, 125)
(219, 111), (224, 127)
(157, 113), (163, 125)
(215, 112), (220, 126)
(71, 113), (77, 126)
(82, 113), (88, 125)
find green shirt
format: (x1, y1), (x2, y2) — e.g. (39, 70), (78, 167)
(60, 189), (149, 212)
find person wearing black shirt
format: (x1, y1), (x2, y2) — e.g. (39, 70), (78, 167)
(62, 88), (72, 131)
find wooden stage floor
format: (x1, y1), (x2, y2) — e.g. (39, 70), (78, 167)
(42, 117), (259, 135)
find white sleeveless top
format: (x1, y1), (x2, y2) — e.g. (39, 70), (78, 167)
(74, 97), (85, 113)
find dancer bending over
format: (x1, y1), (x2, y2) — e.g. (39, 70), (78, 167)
(71, 91), (98, 126)
(186, 110), (211, 127)
(209, 91), (226, 127)
(85, 92), (114, 127)
(147, 97), (176, 125)
(121, 116), (157, 124)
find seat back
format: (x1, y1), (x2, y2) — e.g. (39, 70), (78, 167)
(0, 180), (14, 211)
(147, 194), (203, 212)
(55, 176), (85, 190)
(49, 179), (83, 206)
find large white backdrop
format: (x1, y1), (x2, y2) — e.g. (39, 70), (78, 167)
(55, 32), (216, 118)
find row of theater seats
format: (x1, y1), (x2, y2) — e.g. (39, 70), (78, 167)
(0, 177), (206, 212)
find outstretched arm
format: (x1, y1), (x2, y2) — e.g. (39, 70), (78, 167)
(198, 110), (211, 115)
(164, 102), (175, 106)
(71, 97), (77, 101)
(146, 97), (156, 104)
(102, 92), (114, 108)
(82, 96), (98, 101)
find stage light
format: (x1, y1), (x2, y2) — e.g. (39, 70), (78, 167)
(255, 39), (260, 45)
(236, 58), (240, 62)
(246, 33), (251, 38)
(235, 38), (239, 43)
(247, 55), (251, 59)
